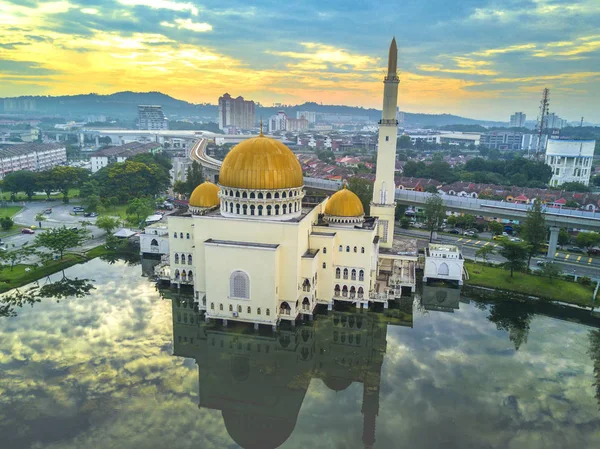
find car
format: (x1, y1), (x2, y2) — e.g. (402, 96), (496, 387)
(89, 212), (98, 217)
(21, 228), (35, 234)
(492, 235), (505, 240)
(463, 230), (475, 237)
(536, 260), (552, 267)
(510, 237), (522, 242)
(43, 208), (52, 214)
(567, 246), (584, 253)
(83, 212), (91, 217)
(70, 227), (78, 231)
(72, 206), (85, 212)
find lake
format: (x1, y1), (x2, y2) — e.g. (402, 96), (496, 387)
(1, 259), (599, 449)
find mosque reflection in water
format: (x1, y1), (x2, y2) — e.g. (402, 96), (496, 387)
(170, 296), (413, 449)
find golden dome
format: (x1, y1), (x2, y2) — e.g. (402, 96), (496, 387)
(325, 187), (364, 217)
(189, 181), (220, 208)
(219, 135), (303, 190)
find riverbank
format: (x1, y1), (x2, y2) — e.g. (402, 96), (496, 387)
(464, 261), (596, 307)
(0, 244), (107, 293)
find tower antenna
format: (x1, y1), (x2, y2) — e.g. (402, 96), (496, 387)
(534, 88), (550, 160)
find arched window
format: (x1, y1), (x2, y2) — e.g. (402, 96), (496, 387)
(181, 271), (187, 281)
(343, 268), (348, 280)
(211, 302), (214, 309)
(336, 267), (341, 279)
(353, 246), (357, 253)
(242, 191), (247, 198)
(266, 205), (272, 215)
(174, 269), (180, 279)
(229, 304), (233, 311)
(438, 263), (449, 276)
(174, 254), (179, 264)
(250, 205), (255, 215)
(235, 191), (240, 198)
(258, 192), (263, 199)
(229, 202), (234, 213)
(274, 192), (280, 199)
(236, 204), (241, 214)
(266, 309), (270, 316)
(250, 192), (255, 199)
(346, 246), (350, 252)
(350, 286), (356, 299)
(358, 287), (364, 299)
(282, 204), (287, 214)
(323, 262), (326, 269)
(242, 204), (248, 215)
(220, 304), (223, 311)
(238, 305), (242, 313)
(342, 285), (348, 297)
(359, 269), (364, 281)
(258, 205), (263, 216)
(275, 205), (280, 215)
(266, 192), (272, 199)
(186, 233), (190, 239)
(302, 297), (310, 310)
(257, 307), (261, 315)
(289, 203), (293, 213)
(188, 255), (192, 265)
(351, 269), (356, 280)
(282, 191), (287, 198)
(247, 306), (251, 313)
(173, 232), (177, 238)
(279, 302), (291, 315)
(334, 284), (341, 296)
(230, 270), (250, 299)
(361, 247), (365, 254)
(179, 232), (183, 239)
(151, 239), (158, 246)
(323, 247), (327, 254)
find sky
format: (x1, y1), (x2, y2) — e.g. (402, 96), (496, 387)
(0, 0), (599, 122)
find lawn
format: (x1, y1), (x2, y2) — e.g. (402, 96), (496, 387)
(1, 188), (80, 202)
(0, 206), (25, 238)
(464, 261), (596, 307)
(98, 203), (129, 219)
(0, 253), (87, 293)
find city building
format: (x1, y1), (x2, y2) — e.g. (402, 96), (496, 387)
(510, 112), (526, 127)
(545, 138), (595, 186)
(164, 38), (417, 329)
(90, 142), (162, 173)
(285, 117), (309, 132)
(521, 133), (547, 153)
(140, 224), (170, 256)
(268, 111), (287, 133)
(480, 131), (522, 150)
(138, 105), (168, 130)
(218, 93), (256, 131)
(3, 98), (36, 112)
(423, 244), (464, 285)
(546, 113), (567, 130)
(171, 157), (192, 184)
(0, 143), (66, 179)
(296, 111), (316, 123)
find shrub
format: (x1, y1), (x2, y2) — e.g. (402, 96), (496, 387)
(0, 216), (14, 230)
(578, 276), (592, 286)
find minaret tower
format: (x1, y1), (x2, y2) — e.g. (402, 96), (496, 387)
(370, 38), (399, 248)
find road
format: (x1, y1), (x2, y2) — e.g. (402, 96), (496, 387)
(395, 227), (600, 279)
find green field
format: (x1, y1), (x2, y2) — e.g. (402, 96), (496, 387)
(97, 203), (129, 219)
(465, 261), (596, 307)
(1, 188), (80, 202)
(0, 206), (24, 237)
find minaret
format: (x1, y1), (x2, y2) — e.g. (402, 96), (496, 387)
(370, 38), (399, 248)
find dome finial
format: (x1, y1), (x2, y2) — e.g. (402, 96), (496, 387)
(259, 117), (264, 137)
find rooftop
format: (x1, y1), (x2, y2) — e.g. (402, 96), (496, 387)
(204, 239), (279, 249)
(91, 142), (161, 158)
(0, 143), (65, 158)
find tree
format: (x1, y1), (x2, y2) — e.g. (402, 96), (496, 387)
(397, 135), (413, 149)
(498, 240), (530, 277)
(34, 226), (88, 259)
(94, 160), (169, 202)
(423, 194), (446, 242)
(1, 170), (38, 200)
(558, 228), (571, 247)
(575, 232), (600, 250)
(79, 180), (99, 199)
(521, 200), (546, 265)
(183, 161), (205, 195)
(35, 213), (46, 228)
(488, 301), (534, 351)
(540, 262), (562, 281)
(49, 166), (89, 203)
(0, 245), (35, 271)
(83, 194), (100, 212)
(475, 245), (495, 267)
(173, 180), (187, 196)
(316, 150), (335, 163)
(36, 170), (57, 199)
(0, 216), (14, 231)
(126, 197), (155, 225)
(347, 177), (373, 214)
(488, 221), (504, 235)
(394, 203), (407, 221)
(400, 217), (410, 229)
(95, 216), (121, 235)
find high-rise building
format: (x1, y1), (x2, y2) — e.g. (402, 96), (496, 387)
(138, 105), (168, 130)
(285, 117), (308, 132)
(218, 93), (256, 131)
(546, 113), (566, 130)
(296, 111), (317, 123)
(510, 112), (526, 127)
(3, 98), (36, 112)
(545, 138), (595, 187)
(370, 38), (400, 248)
(268, 111), (287, 133)
(480, 131), (522, 150)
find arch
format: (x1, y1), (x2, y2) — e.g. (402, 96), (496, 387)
(282, 191), (287, 198)
(342, 285), (348, 297)
(339, 245), (343, 252)
(274, 192), (280, 199)
(186, 233), (190, 239)
(323, 247), (327, 254)
(438, 262), (449, 276)
(242, 204), (248, 215)
(343, 268), (348, 279)
(229, 202), (234, 213)
(361, 247), (365, 253)
(181, 271), (187, 281)
(174, 269), (180, 279)
(242, 191), (247, 199)
(353, 246), (357, 253)
(359, 269), (364, 281)
(334, 284), (341, 296)
(235, 191), (240, 198)
(351, 269), (356, 280)
(257, 307), (261, 315)
(266, 205), (272, 216)
(174, 254), (179, 264)
(230, 270), (250, 299)
(179, 232), (183, 239)
(250, 192), (255, 199)
(258, 192), (263, 199)
(247, 306), (251, 313)
(188, 254), (192, 265)
(275, 204), (280, 215)
(358, 286), (364, 299)
(266, 192), (272, 199)
(250, 205), (255, 216)
(236, 203), (241, 214)
(229, 304), (233, 311)
(346, 246), (350, 252)
(302, 297), (310, 310)
(266, 308), (270, 316)
(282, 204), (287, 214)
(258, 205), (263, 216)
(302, 278), (311, 291)
(350, 286), (356, 299)
(188, 271), (193, 281)
(150, 238), (158, 246)
(335, 267), (341, 279)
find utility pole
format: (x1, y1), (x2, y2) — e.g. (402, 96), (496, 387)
(534, 88), (550, 160)
(580, 117), (584, 127)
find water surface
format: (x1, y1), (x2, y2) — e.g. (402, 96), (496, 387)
(1, 259), (599, 449)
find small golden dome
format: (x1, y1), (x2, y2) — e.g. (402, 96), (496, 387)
(189, 181), (220, 208)
(219, 136), (303, 190)
(325, 187), (364, 217)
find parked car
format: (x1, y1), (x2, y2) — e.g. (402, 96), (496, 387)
(43, 208), (52, 214)
(0, 242), (7, 251)
(463, 230), (475, 237)
(83, 212), (91, 217)
(567, 246), (585, 253)
(536, 260), (552, 267)
(21, 228), (35, 234)
(89, 212), (98, 217)
(588, 247), (600, 256)
(72, 206), (85, 213)
(70, 227), (78, 231)
(510, 237), (522, 242)
(492, 235), (505, 241)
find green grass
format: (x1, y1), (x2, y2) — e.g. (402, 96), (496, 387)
(0, 206), (23, 218)
(465, 261), (595, 307)
(0, 254), (87, 293)
(85, 244), (111, 259)
(98, 204), (129, 219)
(1, 188), (80, 202)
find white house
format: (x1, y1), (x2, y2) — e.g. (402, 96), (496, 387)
(423, 244), (464, 285)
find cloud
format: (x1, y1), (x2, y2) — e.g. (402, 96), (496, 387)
(418, 57), (499, 76)
(160, 18), (213, 33)
(117, 0), (199, 15)
(80, 8), (99, 15)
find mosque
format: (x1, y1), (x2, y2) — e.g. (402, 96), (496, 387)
(167, 38), (417, 329)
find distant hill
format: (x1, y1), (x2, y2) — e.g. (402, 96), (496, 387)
(1, 92), (506, 127)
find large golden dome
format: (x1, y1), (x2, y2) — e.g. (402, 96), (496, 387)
(219, 135), (303, 190)
(189, 181), (220, 208)
(325, 187), (364, 217)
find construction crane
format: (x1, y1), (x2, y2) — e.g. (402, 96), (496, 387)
(534, 88), (550, 160)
